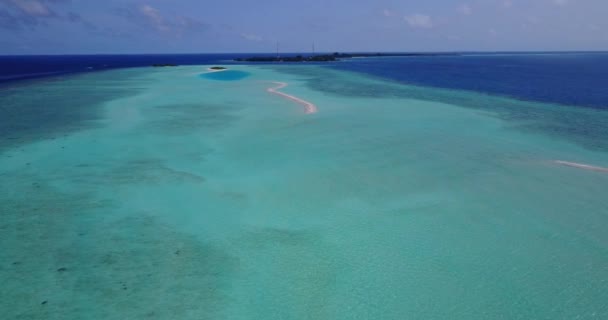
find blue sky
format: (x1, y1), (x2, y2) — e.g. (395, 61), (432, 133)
(0, 0), (606, 54)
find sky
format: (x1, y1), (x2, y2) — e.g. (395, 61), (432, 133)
(0, 0), (607, 54)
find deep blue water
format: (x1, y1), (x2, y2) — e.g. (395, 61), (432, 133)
(1, 52), (608, 109)
(200, 70), (251, 81)
(333, 53), (608, 109)
(0, 54), (262, 83)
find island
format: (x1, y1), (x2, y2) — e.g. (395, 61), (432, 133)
(152, 63), (178, 67)
(208, 66), (227, 70)
(236, 53), (351, 62)
(234, 52), (462, 63)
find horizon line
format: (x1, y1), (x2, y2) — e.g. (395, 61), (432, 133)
(2, 50), (608, 57)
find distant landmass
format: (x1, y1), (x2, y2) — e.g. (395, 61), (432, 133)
(234, 52), (461, 62)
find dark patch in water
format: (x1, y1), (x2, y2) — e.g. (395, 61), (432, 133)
(0, 172), (237, 319)
(109, 159), (205, 185)
(0, 69), (147, 152)
(145, 103), (240, 135)
(65, 158), (206, 186)
(245, 227), (318, 247)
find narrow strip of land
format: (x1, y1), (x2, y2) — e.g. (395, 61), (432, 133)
(267, 82), (318, 114)
(553, 160), (608, 173)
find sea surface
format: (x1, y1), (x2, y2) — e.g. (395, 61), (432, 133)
(1, 53), (608, 319)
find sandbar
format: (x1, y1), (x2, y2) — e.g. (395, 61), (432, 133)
(553, 160), (608, 173)
(267, 82), (318, 114)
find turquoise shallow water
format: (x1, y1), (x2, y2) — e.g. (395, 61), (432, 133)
(1, 65), (608, 319)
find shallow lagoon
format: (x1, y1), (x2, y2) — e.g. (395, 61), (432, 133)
(1, 65), (608, 319)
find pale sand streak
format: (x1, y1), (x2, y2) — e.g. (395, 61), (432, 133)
(267, 82), (318, 114)
(553, 160), (608, 173)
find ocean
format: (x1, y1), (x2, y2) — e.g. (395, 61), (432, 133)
(1, 53), (607, 319)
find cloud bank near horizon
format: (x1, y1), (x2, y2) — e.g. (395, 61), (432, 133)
(0, 0), (606, 54)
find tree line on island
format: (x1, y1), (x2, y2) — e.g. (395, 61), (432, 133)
(149, 52), (462, 67)
(234, 52), (461, 62)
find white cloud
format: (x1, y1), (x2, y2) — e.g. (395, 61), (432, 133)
(127, 4), (208, 37)
(404, 14), (433, 29)
(140, 4), (169, 32)
(240, 33), (262, 41)
(0, 0), (102, 31)
(8, 0), (52, 17)
(458, 4), (473, 15)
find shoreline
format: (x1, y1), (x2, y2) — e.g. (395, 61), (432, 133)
(266, 81), (318, 114)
